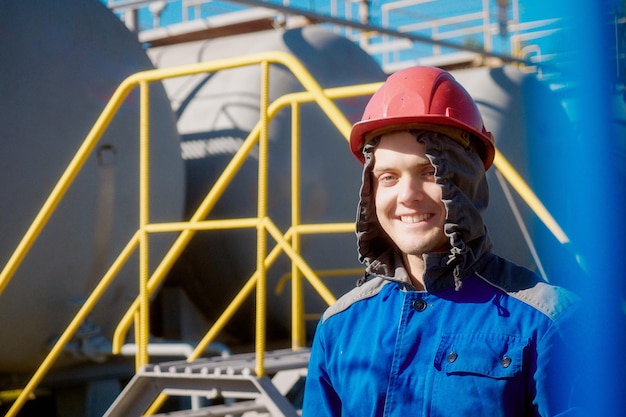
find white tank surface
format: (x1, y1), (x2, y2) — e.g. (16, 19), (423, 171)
(147, 25), (387, 340)
(0, 0), (184, 373)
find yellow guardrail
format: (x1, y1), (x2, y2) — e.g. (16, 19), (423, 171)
(2, 50), (364, 417)
(1, 49), (569, 417)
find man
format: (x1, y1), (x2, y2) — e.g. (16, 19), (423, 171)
(302, 66), (581, 416)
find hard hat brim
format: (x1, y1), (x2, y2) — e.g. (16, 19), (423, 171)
(350, 115), (495, 170)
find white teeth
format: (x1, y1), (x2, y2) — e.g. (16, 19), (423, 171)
(400, 214), (431, 223)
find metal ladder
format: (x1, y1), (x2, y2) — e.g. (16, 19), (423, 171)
(103, 348), (310, 417)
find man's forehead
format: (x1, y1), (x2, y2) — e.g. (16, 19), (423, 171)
(372, 133), (433, 167)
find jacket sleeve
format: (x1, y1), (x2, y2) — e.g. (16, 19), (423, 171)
(532, 302), (586, 417)
(302, 320), (342, 416)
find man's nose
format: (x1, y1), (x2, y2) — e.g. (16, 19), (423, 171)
(398, 177), (425, 202)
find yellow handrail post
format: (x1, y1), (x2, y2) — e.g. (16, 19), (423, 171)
(255, 60), (270, 378)
(290, 101), (306, 349)
(138, 80), (151, 370)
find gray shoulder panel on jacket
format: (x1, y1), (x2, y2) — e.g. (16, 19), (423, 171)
(508, 280), (579, 321)
(322, 277), (389, 323)
(477, 254), (580, 321)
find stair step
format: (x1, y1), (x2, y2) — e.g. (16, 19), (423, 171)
(144, 348), (310, 376)
(151, 400), (266, 416)
(103, 349), (310, 417)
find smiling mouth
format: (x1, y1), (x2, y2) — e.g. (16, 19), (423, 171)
(400, 214), (433, 223)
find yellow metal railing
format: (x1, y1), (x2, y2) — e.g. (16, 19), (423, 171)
(1, 49), (569, 417)
(1, 50), (370, 417)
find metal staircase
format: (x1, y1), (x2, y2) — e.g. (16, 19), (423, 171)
(103, 348), (310, 417)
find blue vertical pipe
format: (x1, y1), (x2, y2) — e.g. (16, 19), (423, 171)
(538, 0), (626, 414)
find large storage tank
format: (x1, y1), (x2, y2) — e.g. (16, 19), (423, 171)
(0, 0), (184, 373)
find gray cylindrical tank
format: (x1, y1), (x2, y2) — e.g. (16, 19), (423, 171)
(149, 26), (386, 340)
(0, 0), (184, 372)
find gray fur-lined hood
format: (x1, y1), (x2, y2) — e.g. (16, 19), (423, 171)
(356, 130), (493, 291)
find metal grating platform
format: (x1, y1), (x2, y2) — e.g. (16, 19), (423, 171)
(104, 348), (310, 417)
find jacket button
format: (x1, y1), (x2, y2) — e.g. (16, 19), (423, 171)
(412, 299), (427, 312)
(501, 356), (512, 368)
(447, 352), (458, 363)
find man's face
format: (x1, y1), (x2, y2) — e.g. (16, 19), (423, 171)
(372, 131), (449, 257)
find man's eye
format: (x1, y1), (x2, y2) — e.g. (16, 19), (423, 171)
(378, 174), (397, 184)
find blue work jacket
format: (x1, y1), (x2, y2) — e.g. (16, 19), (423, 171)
(303, 253), (581, 416)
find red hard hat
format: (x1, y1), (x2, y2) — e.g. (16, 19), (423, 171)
(350, 66), (495, 169)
